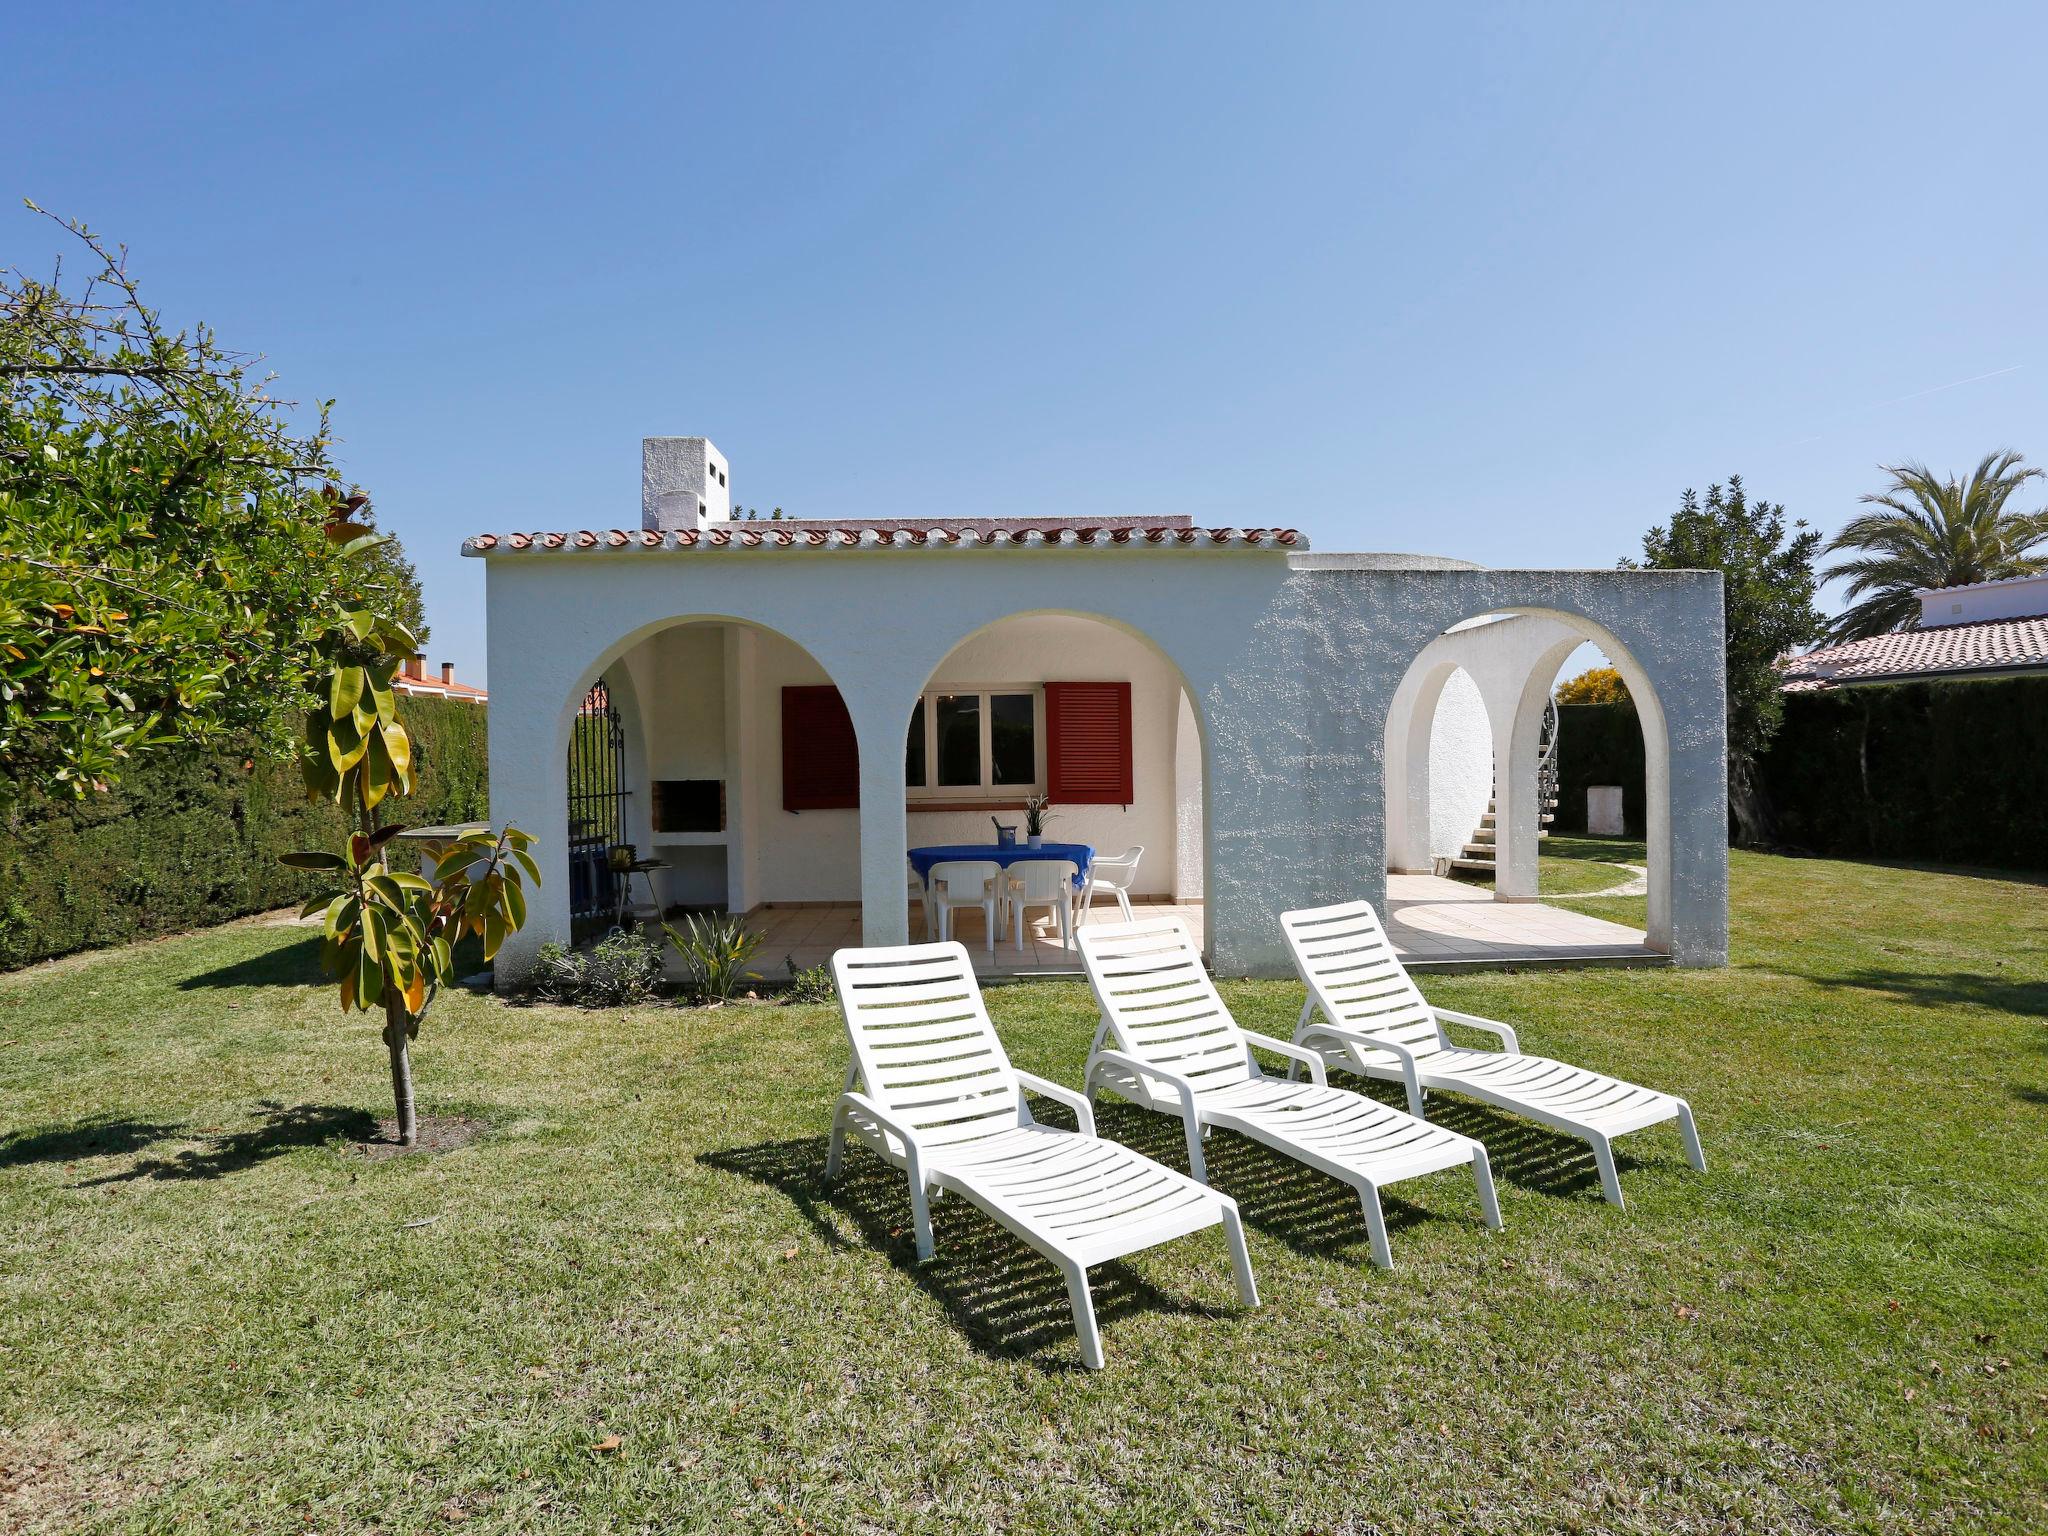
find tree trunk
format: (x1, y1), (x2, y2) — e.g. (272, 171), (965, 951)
(382, 1002), (416, 1146)
(1728, 753), (1772, 850)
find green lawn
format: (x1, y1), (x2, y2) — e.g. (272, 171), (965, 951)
(3, 852), (2045, 1533)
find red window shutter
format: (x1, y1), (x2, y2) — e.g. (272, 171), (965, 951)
(1045, 681), (1133, 805)
(782, 685), (860, 810)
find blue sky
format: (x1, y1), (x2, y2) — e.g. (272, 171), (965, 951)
(11, 2), (2046, 684)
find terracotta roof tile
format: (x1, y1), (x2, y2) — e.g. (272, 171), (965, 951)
(462, 524), (1304, 556)
(1778, 615), (2048, 690)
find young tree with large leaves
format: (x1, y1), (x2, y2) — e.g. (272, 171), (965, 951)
(287, 521), (535, 1146)
(0, 205), (426, 808)
(1821, 452), (2048, 641)
(1627, 476), (1824, 847)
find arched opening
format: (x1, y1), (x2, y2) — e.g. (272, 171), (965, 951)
(893, 609), (1207, 970)
(554, 616), (861, 962)
(1382, 609), (1670, 963)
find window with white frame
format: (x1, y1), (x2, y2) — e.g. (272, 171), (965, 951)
(905, 688), (1041, 798)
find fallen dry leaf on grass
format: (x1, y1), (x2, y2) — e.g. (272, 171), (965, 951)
(591, 1434), (622, 1454)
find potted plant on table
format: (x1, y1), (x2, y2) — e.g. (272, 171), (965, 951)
(1023, 795), (1054, 848)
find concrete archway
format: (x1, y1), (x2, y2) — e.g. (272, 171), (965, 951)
(1382, 608), (1676, 952)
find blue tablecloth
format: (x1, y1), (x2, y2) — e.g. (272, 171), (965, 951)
(909, 843), (1094, 889)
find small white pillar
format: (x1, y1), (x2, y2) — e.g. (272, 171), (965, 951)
(1586, 786), (1625, 836)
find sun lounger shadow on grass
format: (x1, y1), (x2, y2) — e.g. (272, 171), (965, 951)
(699, 1132), (1218, 1374)
(1084, 1098), (1459, 1263)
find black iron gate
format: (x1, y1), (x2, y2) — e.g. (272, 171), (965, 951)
(566, 680), (627, 933)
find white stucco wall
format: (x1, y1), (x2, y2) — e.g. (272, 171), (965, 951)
(1426, 668), (1492, 861)
(479, 547), (1730, 974)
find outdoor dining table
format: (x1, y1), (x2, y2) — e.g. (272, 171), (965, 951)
(907, 842), (1095, 889)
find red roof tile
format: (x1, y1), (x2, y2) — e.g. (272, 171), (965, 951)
(1778, 615), (2048, 690)
(463, 524), (1303, 556)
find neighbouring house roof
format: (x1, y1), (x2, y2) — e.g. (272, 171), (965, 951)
(462, 523), (1305, 555)
(1778, 614), (2048, 692)
(391, 659), (488, 704)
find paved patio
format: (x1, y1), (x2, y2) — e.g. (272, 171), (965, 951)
(733, 874), (1657, 982)
(1386, 872), (1659, 969)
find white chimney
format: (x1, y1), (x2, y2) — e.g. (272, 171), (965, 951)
(641, 437), (730, 532)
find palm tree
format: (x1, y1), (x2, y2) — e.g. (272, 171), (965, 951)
(1821, 451), (2048, 641)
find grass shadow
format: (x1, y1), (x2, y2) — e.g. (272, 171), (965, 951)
(1320, 1070), (1628, 1202)
(699, 1133), (1226, 1374)
(176, 936), (324, 991)
(74, 1101), (375, 1184)
(1086, 1099), (1462, 1262)
(0, 1115), (185, 1170)
(1807, 968), (2048, 1018)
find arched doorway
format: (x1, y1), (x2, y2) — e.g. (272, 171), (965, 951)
(1382, 609), (1671, 962)
(896, 609), (1207, 967)
(552, 616), (861, 956)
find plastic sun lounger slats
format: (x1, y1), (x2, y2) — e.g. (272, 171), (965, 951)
(1076, 915), (1499, 1269)
(1280, 900), (1707, 1208)
(827, 940), (1258, 1368)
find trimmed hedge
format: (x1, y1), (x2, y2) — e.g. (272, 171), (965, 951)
(1760, 676), (2048, 869)
(1553, 679), (2048, 869)
(0, 696), (488, 971)
(1554, 702), (1647, 835)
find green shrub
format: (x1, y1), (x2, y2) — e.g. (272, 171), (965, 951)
(1554, 702), (1647, 834)
(0, 696), (489, 971)
(781, 956), (835, 1005)
(1554, 679), (2048, 870)
(663, 912), (765, 1003)
(1760, 676), (2048, 868)
(524, 930), (664, 1007)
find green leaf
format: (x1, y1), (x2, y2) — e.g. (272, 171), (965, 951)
(482, 909), (506, 961)
(336, 531), (392, 561)
(330, 666), (365, 720)
(279, 850), (347, 871)
(325, 895), (358, 941)
(361, 726), (392, 809)
(509, 847), (542, 886)
(327, 714), (368, 774)
(501, 875), (527, 930)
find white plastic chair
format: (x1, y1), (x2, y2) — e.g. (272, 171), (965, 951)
(1006, 859), (1078, 952)
(1280, 899), (1706, 1208)
(826, 942), (1259, 1368)
(927, 860), (999, 953)
(1076, 846), (1142, 925)
(1076, 915), (1498, 1269)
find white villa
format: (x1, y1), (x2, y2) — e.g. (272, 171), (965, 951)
(471, 437), (1728, 980)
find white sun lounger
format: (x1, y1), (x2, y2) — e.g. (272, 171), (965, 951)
(1075, 915), (1499, 1269)
(1280, 900), (1706, 1208)
(826, 941), (1259, 1368)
